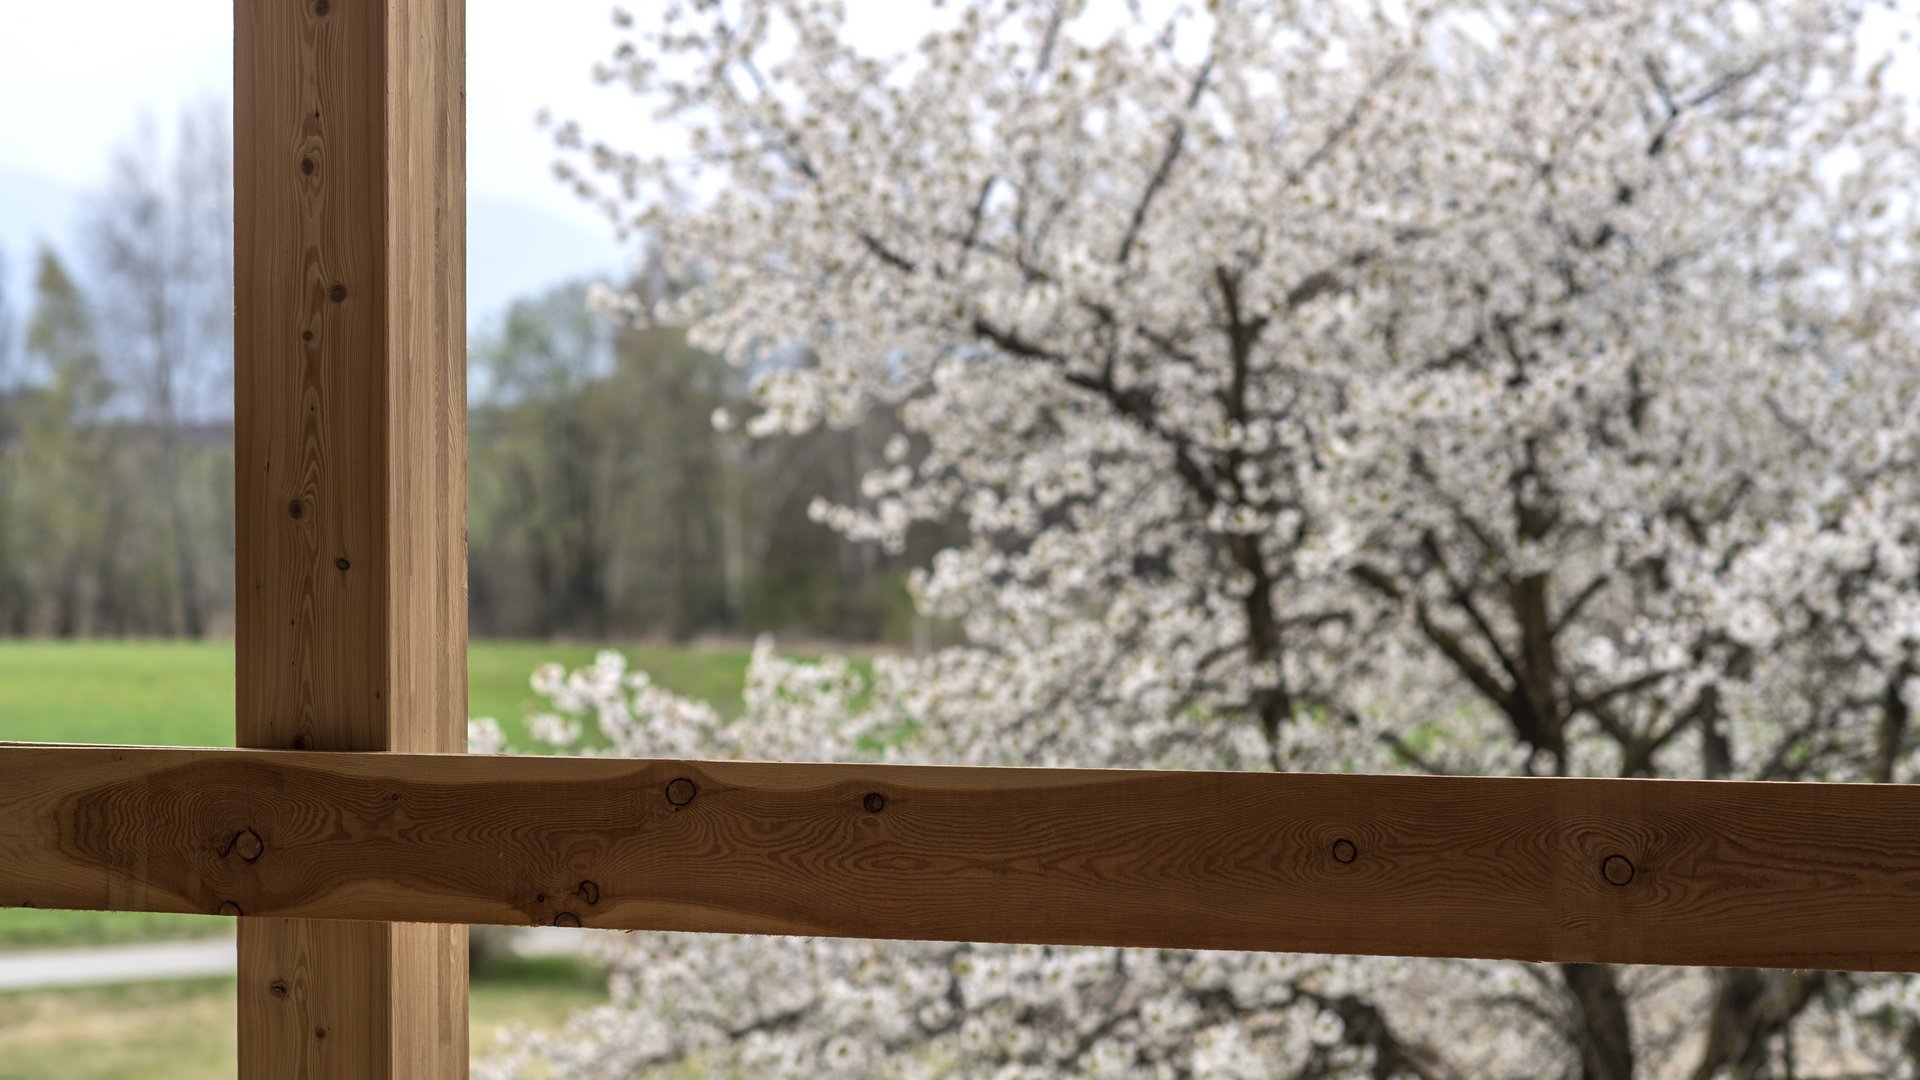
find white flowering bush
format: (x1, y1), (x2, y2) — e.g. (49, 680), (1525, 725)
(472, 643), (1912, 1078)
(482, 0), (1920, 1074)
(472, 645), (1548, 1079)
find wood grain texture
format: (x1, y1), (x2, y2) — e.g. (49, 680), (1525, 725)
(234, 0), (466, 1071)
(5, 745), (1920, 972)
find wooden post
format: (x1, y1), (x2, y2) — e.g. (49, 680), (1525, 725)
(234, 0), (467, 1074)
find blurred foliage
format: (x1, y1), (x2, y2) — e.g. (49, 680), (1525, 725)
(466, 278), (945, 644)
(0, 245), (937, 643)
(0, 108), (947, 645)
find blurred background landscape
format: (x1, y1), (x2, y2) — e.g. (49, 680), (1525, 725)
(0, 4), (924, 1074)
(0, 119), (932, 647)
(10, 0), (1920, 1074)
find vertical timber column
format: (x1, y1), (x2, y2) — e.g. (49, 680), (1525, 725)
(234, 0), (467, 1076)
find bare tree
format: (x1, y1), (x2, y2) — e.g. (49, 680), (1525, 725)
(18, 249), (121, 635)
(87, 102), (234, 637)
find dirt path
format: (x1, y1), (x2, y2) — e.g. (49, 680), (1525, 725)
(0, 937), (235, 991)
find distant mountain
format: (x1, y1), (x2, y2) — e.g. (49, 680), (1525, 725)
(0, 165), (636, 353)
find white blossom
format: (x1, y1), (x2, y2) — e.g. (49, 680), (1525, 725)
(486, 0), (1920, 1075)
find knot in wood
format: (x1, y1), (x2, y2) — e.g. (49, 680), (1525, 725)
(269, 980), (290, 999)
(1330, 838), (1358, 864)
(233, 827), (265, 862)
(218, 900), (244, 917)
(575, 880), (600, 905)
(665, 777), (697, 807)
(1602, 854), (1635, 886)
(327, 282), (347, 303)
(863, 792), (887, 814)
(552, 912), (581, 928)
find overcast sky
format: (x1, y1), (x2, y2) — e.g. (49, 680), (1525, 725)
(0, 0), (646, 234)
(3, 2), (1913, 237)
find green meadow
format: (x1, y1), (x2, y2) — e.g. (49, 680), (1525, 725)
(0, 638), (754, 748)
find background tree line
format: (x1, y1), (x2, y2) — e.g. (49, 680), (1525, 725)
(0, 109), (924, 645)
(0, 106), (232, 639)
(466, 277), (931, 642)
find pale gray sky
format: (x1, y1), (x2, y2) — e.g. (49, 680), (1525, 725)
(1, 1), (1911, 262)
(0, 0), (642, 233)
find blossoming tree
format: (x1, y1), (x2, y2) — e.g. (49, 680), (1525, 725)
(480, 0), (1920, 1075)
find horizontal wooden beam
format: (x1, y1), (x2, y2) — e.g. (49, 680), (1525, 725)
(2, 743), (1917, 971)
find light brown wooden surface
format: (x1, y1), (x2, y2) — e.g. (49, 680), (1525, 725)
(234, 0), (466, 1071)
(5, 745), (1920, 972)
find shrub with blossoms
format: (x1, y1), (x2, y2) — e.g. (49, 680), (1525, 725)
(482, 0), (1920, 1075)
(472, 646), (1562, 1079)
(473, 645), (1914, 1078)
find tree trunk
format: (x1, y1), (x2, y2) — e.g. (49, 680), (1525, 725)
(1561, 963), (1634, 1080)
(160, 439), (206, 637)
(1688, 962), (1824, 1078)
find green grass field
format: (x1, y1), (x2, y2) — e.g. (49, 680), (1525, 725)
(0, 638), (754, 952)
(0, 638), (754, 749)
